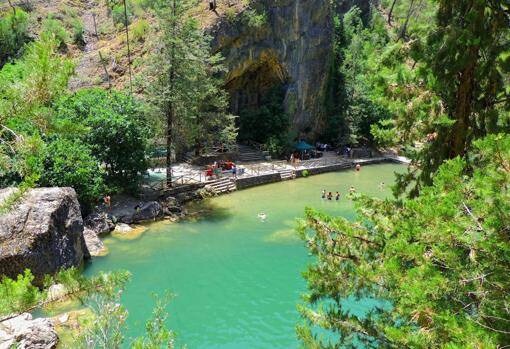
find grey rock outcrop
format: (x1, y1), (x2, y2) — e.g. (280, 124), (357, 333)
(0, 313), (58, 349)
(211, 0), (333, 135)
(132, 201), (163, 222)
(84, 212), (115, 236)
(83, 228), (108, 257)
(0, 188), (89, 285)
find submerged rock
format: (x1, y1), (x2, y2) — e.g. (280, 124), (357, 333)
(0, 188), (89, 285)
(112, 224), (147, 240)
(0, 313), (58, 349)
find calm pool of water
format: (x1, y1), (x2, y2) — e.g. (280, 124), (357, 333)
(84, 163), (403, 348)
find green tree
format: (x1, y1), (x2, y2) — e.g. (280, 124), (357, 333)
(146, 0), (236, 186)
(238, 84), (289, 145)
(297, 134), (510, 348)
(39, 138), (105, 207)
(0, 7), (29, 67)
(53, 88), (150, 190)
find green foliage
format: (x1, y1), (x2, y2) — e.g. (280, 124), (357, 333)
(0, 270), (43, 316)
(301, 169), (310, 177)
(53, 88), (150, 190)
(132, 19), (149, 42)
(131, 294), (175, 349)
(0, 8), (29, 67)
(242, 8), (266, 29)
(298, 134), (510, 347)
(39, 138), (105, 206)
(41, 17), (69, 48)
(0, 36), (73, 189)
(147, 0), (237, 183)
(238, 85), (289, 145)
(112, 4), (132, 27)
(71, 18), (85, 46)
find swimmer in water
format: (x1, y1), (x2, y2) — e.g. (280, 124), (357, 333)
(379, 182), (385, 190)
(327, 192), (332, 200)
(258, 212), (267, 221)
(335, 192), (340, 200)
(355, 164), (361, 172)
(321, 189), (326, 199)
(349, 186), (356, 194)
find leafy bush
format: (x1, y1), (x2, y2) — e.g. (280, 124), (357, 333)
(39, 138), (105, 206)
(53, 88), (150, 190)
(0, 270), (43, 316)
(112, 4), (132, 27)
(71, 18), (85, 46)
(238, 85), (289, 145)
(41, 18), (69, 48)
(243, 8), (266, 28)
(132, 19), (149, 42)
(0, 9), (30, 67)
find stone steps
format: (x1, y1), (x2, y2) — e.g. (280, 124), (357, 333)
(205, 178), (237, 195)
(279, 169), (295, 180)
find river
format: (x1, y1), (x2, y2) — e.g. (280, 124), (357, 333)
(84, 163), (404, 348)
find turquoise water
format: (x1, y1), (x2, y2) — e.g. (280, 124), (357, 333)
(84, 163), (403, 348)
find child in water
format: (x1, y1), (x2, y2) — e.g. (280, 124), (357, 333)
(327, 192), (333, 200)
(335, 192), (340, 200)
(321, 189), (326, 199)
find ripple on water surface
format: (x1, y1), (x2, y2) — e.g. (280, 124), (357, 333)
(84, 163), (404, 348)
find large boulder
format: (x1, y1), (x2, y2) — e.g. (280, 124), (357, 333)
(132, 201), (163, 222)
(0, 188), (89, 285)
(0, 313), (58, 349)
(83, 212), (115, 236)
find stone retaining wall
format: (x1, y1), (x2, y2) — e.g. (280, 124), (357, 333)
(235, 173), (282, 190)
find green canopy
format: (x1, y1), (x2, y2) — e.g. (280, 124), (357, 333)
(294, 141), (314, 151)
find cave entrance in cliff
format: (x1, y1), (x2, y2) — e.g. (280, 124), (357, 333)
(225, 55), (289, 143)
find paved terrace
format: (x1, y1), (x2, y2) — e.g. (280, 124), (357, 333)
(145, 152), (410, 190)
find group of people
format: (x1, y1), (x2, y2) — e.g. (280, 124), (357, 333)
(205, 160), (237, 179)
(321, 186), (356, 201)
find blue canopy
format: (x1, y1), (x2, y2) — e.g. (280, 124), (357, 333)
(294, 141), (314, 151)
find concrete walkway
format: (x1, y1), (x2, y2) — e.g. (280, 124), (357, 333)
(145, 152), (410, 190)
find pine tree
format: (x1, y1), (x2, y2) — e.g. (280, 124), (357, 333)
(146, 0), (236, 186)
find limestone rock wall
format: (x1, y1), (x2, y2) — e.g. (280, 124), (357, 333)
(210, 0), (333, 135)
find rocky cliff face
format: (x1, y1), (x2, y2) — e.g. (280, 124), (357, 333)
(0, 188), (89, 285)
(210, 0), (333, 135)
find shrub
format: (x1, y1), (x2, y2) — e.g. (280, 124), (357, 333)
(112, 4), (132, 27)
(243, 8), (266, 28)
(132, 19), (149, 42)
(71, 18), (85, 46)
(53, 88), (150, 191)
(41, 18), (69, 48)
(39, 138), (105, 206)
(0, 9), (30, 66)
(238, 84), (290, 145)
(301, 169), (310, 177)
(0, 270), (43, 316)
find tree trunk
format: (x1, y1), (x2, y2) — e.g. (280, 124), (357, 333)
(166, 0), (177, 188)
(388, 0), (397, 26)
(450, 45), (479, 157)
(398, 0), (414, 41)
(166, 105), (174, 188)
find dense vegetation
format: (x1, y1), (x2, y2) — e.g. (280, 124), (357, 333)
(298, 0), (510, 347)
(0, 0), (509, 347)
